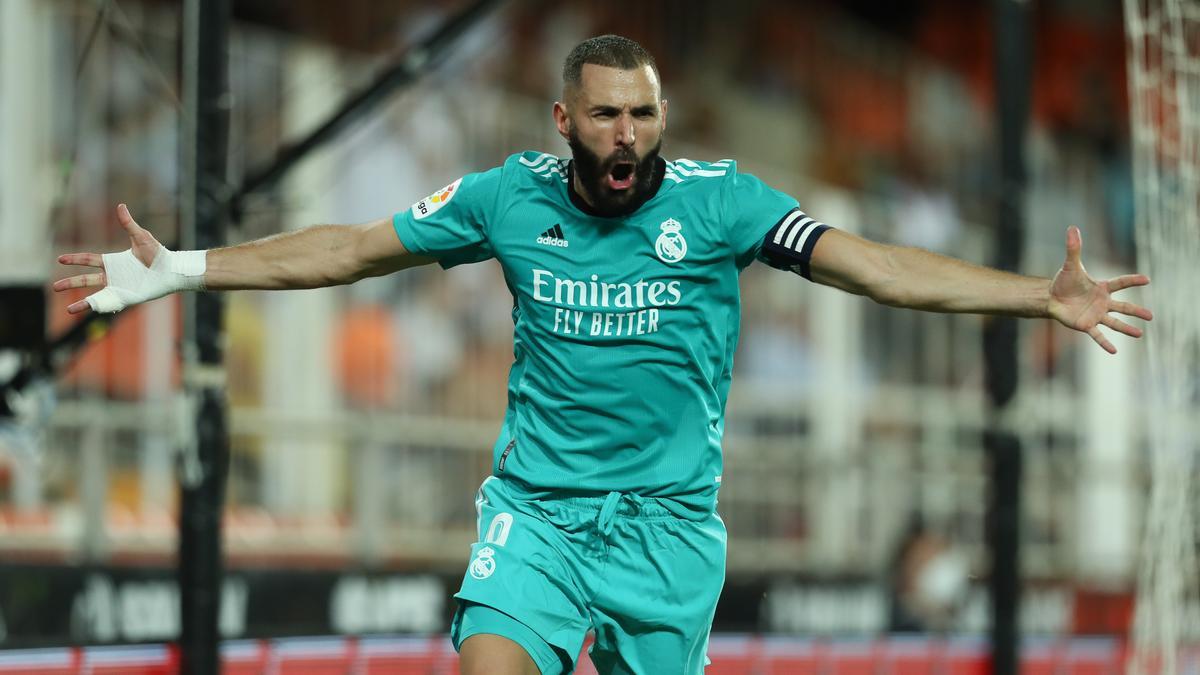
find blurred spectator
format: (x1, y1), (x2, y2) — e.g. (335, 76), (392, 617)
(334, 304), (398, 409)
(887, 516), (970, 632)
(889, 145), (962, 253)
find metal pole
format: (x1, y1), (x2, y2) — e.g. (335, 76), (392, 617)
(227, 0), (503, 219)
(0, 0), (507, 403)
(178, 0), (230, 673)
(988, 1), (1032, 673)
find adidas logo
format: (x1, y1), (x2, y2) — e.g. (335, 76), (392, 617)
(536, 224), (569, 248)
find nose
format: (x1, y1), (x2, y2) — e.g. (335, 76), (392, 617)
(614, 113), (635, 148)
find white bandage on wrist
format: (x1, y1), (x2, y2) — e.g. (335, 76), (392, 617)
(85, 245), (208, 314)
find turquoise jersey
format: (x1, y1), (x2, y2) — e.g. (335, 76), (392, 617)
(393, 152), (827, 516)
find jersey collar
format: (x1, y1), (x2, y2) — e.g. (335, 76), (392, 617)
(565, 156), (667, 218)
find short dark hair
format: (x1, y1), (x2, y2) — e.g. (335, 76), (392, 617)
(562, 35), (658, 91)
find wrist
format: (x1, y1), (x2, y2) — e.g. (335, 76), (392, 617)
(155, 247), (207, 291)
(1040, 277), (1055, 319)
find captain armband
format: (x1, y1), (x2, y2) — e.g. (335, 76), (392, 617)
(758, 207), (831, 280)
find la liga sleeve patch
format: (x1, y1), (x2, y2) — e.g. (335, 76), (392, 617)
(410, 177), (464, 220)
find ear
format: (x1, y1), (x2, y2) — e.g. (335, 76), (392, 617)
(660, 98), (669, 134)
(553, 101), (570, 141)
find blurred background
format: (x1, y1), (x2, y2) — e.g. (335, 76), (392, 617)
(0, 0), (1193, 672)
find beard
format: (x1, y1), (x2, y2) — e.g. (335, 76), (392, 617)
(567, 127), (662, 217)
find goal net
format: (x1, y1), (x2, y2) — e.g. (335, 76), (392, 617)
(1124, 0), (1200, 673)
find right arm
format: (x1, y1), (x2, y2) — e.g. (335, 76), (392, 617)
(55, 204), (434, 314)
(205, 216), (432, 290)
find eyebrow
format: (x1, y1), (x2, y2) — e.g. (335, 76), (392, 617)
(588, 104), (658, 115)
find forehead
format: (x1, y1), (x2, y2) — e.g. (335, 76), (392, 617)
(573, 63), (661, 106)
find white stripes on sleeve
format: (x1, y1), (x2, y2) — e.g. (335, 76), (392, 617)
(758, 207), (831, 280)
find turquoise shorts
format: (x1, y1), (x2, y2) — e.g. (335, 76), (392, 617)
(450, 476), (727, 674)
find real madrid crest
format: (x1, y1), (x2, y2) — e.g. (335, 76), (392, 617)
(469, 545), (497, 579)
(655, 218), (688, 264)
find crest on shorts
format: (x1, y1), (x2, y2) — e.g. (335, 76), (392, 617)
(655, 218), (687, 264)
(469, 545), (497, 580)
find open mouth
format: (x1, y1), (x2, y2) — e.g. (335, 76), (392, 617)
(606, 162), (636, 190)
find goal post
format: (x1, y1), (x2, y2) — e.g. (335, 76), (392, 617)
(1123, 0), (1200, 673)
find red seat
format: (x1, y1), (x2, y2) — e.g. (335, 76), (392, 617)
(942, 639), (988, 675)
(1022, 640), (1062, 675)
(705, 635), (759, 675)
(1064, 639), (1120, 675)
(0, 647), (77, 675)
(81, 645), (174, 675)
(221, 640), (267, 675)
(357, 637), (454, 675)
(759, 637), (820, 675)
(882, 637), (935, 675)
(269, 637), (355, 675)
(827, 640), (877, 675)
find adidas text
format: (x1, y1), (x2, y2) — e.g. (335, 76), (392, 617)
(537, 224), (569, 248)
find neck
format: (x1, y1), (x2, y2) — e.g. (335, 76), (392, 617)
(572, 170), (598, 209)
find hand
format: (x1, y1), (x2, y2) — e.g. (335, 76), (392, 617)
(1048, 226), (1152, 354)
(54, 204), (195, 315)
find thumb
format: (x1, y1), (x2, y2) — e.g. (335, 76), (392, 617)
(1064, 226), (1083, 269)
(117, 203), (158, 267)
(117, 203), (142, 239)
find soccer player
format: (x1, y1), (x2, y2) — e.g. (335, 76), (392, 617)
(56, 35), (1151, 675)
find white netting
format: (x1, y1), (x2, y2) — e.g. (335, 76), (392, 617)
(1125, 0), (1200, 673)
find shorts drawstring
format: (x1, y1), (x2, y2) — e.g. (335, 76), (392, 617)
(597, 491), (621, 537)
(596, 491), (646, 538)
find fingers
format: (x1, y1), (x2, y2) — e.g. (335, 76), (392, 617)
(57, 252), (105, 268)
(52, 272), (106, 292)
(1088, 326), (1117, 354)
(1105, 274), (1153, 322)
(1108, 274), (1151, 292)
(1064, 226), (1083, 268)
(1109, 299), (1153, 321)
(1101, 315), (1143, 339)
(66, 299), (93, 315)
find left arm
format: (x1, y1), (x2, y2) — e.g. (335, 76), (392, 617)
(808, 225), (1153, 353)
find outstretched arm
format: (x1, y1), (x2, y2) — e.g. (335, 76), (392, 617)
(55, 204), (433, 314)
(808, 225), (1152, 354)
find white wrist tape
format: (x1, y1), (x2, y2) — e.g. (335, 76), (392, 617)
(86, 245), (207, 314)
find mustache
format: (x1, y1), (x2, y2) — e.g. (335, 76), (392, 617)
(605, 148), (638, 167)
(567, 127), (654, 171)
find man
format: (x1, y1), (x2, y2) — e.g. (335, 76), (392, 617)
(56, 35), (1151, 675)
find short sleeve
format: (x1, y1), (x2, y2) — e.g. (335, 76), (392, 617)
(723, 171), (800, 268)
(724, 170), (833, 280)
(392, 166), (503, 269)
